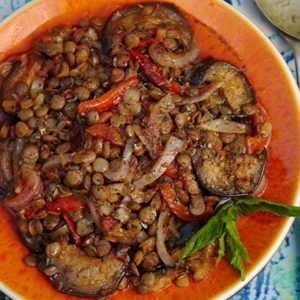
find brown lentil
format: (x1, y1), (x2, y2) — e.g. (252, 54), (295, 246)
(96, 240), (111, 257)
(81, 150), (96, 164)
(46, 242), (62, 258)
(86, 110), (100, 125)
(18, 219), (29, 234)
(15, 122), (30, 137)
(127, 219), (142, 234)
(75, 86), (90, 101)
(24, 254), (37, 268)
(28, 220), (43, 236)
(43, 214), (60, 231)
(51, 95), (66, 110)
(134, 250), (144, 266)
(43, 265), (59, 277)
(141, 252), (160, 271)
(65, 169), (83, 187)
(19, 109), (33, 121)
(175, 275), (189, 288)
(93, 157), (109, 173)
(84, 245), (97, 257)
(35, 105), (49, 118)
(64, 40), (77, 53)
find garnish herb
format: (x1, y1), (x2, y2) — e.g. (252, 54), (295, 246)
(179, 197), (300, 279)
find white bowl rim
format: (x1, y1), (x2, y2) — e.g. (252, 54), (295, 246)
(0, 0), (299, 299)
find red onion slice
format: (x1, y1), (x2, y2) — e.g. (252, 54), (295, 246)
(104, 140), (133, 181)
(156, 210), (175, 266)
(200, 119), (246, 134)
(133, 135), (184, 190)
(4, 169), (43, 211)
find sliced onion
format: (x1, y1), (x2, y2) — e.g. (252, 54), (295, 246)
(149, 42), (199, 68)
(156, 210), (175, 266)
(4, 169), (43, 210)
(42, 154), (72, 172)
(177, 71), (236, 105)
(137, 94), (176, 158)
(13, 138), (24, 186)
(200, 119), (246, 134)
(253, 175), (266, 196)
(0, 140), (12, 183)
(104, 140), (133, 181)
(133, 135), (184, 189)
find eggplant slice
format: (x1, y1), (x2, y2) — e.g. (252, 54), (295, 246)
(44, 244), (129, 297)
(192, 148), (267, 196)
(103, 3), (192, 52)
(188, 60), (254, 113)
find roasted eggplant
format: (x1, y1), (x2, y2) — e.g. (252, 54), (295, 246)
(192, 148), (267, 196)
(188, 60), (254, 113)
(43, 244), (129, 297)
(103, 3), (198, 67)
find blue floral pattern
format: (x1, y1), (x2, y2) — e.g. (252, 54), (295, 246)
(0, 0), (299, 299)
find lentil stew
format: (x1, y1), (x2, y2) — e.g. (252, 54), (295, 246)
(0, 2), (278, 299)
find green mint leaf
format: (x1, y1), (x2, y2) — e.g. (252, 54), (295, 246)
(222, 207), (250, 263)
(179, 208), (225, 262)
(234, 197), (300, 217)
(226, 233), (246, 280)
(216, 232), (226, 264)
(179, 196), (300, 281)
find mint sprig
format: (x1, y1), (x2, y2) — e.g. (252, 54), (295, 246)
(179, 197), (300, 279)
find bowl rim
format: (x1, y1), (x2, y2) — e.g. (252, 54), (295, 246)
(0, 0), (299, 299)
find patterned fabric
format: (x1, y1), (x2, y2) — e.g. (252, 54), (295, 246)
(0, 0), (299, 299)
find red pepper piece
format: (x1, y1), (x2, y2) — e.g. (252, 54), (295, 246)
(159, 184), (203, 222)
(46, 195), (86, 213)
(139, 37), (155, 48)
(85, 123), (123, 146)
(247, 136), (270, 155)
(77, 76), (139, 115)
(100, 215), (116, 232)
(129, 48), (181, 94)
(98, 111), (114, 123)
(63, 214), (82, 246)
(164, 161), (179, 180)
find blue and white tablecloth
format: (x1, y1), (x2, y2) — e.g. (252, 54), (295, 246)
(0, 0), (299, 299)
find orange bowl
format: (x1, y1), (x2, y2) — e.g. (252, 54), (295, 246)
(0, 0), (300, 299)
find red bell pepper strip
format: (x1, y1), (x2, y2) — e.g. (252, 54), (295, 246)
(46, 195), (86, 213)
(159, 184), (203, 222)
(63, 213), (82, 246)
(129, 48), (181, 94)
(85, 123), (124, 146)
(77, 76), (139, 115)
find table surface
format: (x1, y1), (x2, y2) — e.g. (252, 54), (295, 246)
(0, 0), (299, 299)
